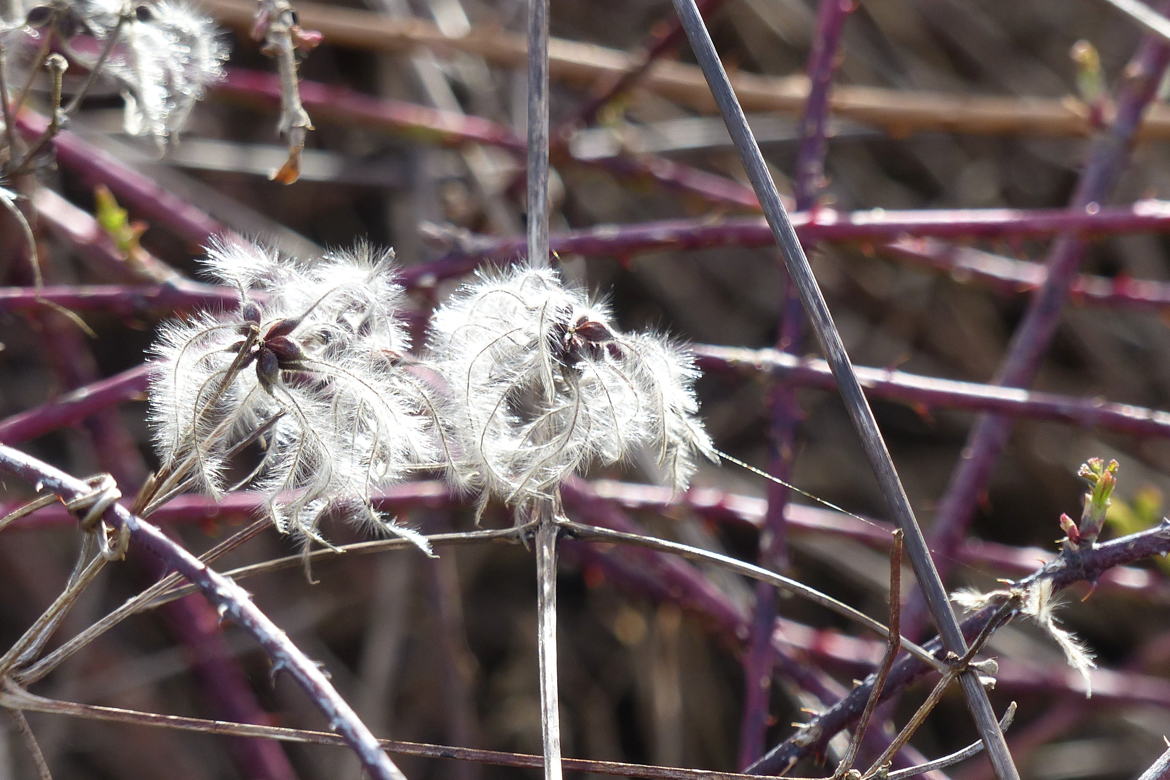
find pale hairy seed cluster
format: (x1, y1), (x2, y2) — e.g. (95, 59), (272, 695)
(427, 265), (717, 518)
(147, 247), (715, 544)
(85, 0), (227, 144)
(2, 0), (225, 145)
(148, 240), (439, 551)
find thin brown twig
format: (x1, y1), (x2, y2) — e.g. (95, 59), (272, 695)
(12, 53), (68, 176)
(13, 536), (114, 667)
(15, 517), (273, 686)
(202, 0), (1170, 139)
(835, 530), (903, 778)
(59, 5), (130, 116)
(0, 189), (42, 290)
(0, 684), (821, 780)
(0, 539), (108, 677)
(0, 445), (407, 779)
(7, 708), (52, 780)
(255, 0), (315, 183)
(12, 24), (51, 113)
(863, 601), (1015, 776)
(555, 0), (730, 133)
(884, 704), (1017, 780)
(145, 525), (532, 608)
(556, 517), (943, 672)
(0, 39), (18, 162)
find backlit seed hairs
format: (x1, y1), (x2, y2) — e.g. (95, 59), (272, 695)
(427, 265), (716, 518)
(148, 245), (715, 543)
(147, 240), (437, 552)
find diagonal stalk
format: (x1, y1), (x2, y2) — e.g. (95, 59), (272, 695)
(666, 1), (1018, 777)
(1138, 743), (1170, 780)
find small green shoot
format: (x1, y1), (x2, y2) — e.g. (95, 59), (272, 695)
(1061, 457), (1119, 551)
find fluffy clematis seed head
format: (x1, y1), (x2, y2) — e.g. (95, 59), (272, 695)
(147, 239), (437, 552)
(427, 264), (716, 517)
(82, 0), (227, 145)
(0, 1), (222, 145)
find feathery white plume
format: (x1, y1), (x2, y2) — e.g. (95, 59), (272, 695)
(147, 239), (436, 551)
(427, 264), (715, 516)
(83, 0), (226, 145)
(952, 580), (1097, 697)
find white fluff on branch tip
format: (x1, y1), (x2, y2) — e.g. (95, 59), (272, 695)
(427, 264), (716, 516)
(952, 580), (1097, 697)
(147, 239), (437, 552)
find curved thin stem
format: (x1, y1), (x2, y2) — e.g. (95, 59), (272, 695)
(556, 517), (944, 672)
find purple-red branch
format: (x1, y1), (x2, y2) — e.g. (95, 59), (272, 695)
(4, 337), (1170, 460)
(402, 206), (1170, 307)
(218, 70), (526, 152)
(0, 284), (236, 315)
(564, 483), (1170, 772)
(12, 469), (1158, 776)
(697, 343), (1170, 439)
(10, 229), (1170, 322)
(25, 71), (1170, 313)
(558, 0), (731, 132)
(5, 478), (1165, 599)
(912, 1), (1170, 641)
(420, 205), (1170, 265)
(218, 69), (764, 210)
(740, 0), (857, 767)
(0, 365), (149, 445)
(585, 480), (1168, 597)
(884, 238), (1170, 312)
(793, 0), (853, 212)
(15, 113), (231, 248)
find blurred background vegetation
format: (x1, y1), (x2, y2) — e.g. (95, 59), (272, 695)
(3, 0), (1170, 778)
